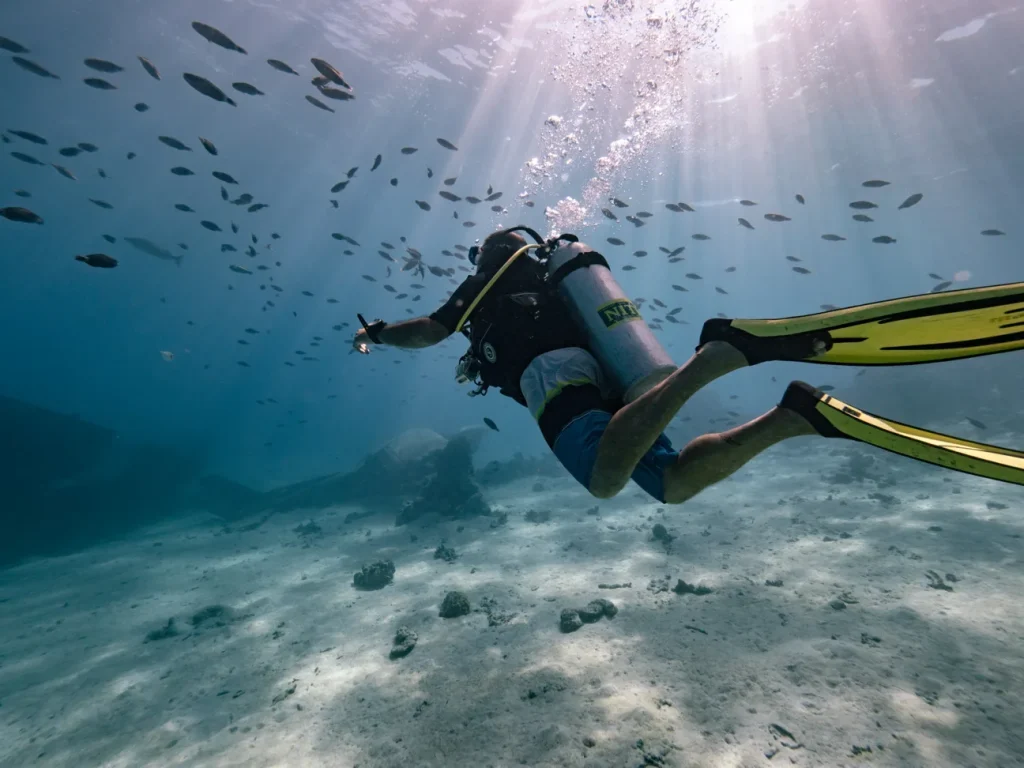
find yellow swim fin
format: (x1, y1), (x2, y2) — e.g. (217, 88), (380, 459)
(700, 281), (1024, 366)
(781, 381), (1024, 486)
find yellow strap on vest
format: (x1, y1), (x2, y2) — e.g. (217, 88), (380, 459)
(454, 243), (541, 333)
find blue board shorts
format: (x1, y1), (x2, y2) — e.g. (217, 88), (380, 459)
(519, 348), (680, 502)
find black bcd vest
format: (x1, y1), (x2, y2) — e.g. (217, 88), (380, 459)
(466, 260), (587, 405)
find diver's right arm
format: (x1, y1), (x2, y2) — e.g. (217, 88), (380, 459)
(354, 317), (451, 350)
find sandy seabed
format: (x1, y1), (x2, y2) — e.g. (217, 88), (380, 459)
(2, 440), (1023, 768)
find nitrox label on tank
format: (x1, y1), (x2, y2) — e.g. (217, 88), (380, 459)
(597, 299), (642, 330)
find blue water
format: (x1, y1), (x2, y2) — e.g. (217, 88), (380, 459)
(2, 0), (1021, 487)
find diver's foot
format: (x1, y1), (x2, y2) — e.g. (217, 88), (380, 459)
(697, 319), (832, 365)
(777, 380), (833, 437)
(692, 339), (751, 375)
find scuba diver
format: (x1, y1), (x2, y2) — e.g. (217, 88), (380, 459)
(354, 226), (1024, 501)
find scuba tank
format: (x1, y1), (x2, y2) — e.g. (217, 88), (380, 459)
(546, 238), (676, 403)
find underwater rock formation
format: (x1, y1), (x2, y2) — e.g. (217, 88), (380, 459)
(394, 431), (491, 525)
(353, 560), (395, 590)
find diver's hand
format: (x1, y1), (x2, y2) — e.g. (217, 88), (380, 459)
(352, 328), (372, 354)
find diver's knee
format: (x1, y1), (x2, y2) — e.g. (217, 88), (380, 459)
(587, 477), (622, 499)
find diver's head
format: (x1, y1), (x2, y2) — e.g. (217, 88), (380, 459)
(470, 229), (529, 274)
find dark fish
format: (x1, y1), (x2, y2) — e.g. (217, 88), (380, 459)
(928, 273), (944, 281)
(51, 163), (76, 180)
(764, 213), (790, 222)
(159, 135), (191, 151)
(691, 234), (710, 241)
(170, 166), (194, 176)
(199, 137), (218, 155)
(607, 237), (624, 246)
(795, 194), (805, 204)
(230, 222), (238, 234)
(636, 211), (653, 218)
(443, 177), (457, 186)
(305, 94), (334, 113)
(0, 36), (29, 54)
(465, 196), (481, 204)
(1, 206), (43, 224)
(966, 417), (987, 430)
(852, 214), (873, 222)
(931, 281), (952, 292)
(192, 21), (247, 54)
(401, 147), (418, 155)
(602, 207), (618, 220)
(817, 386), (835, 393)
(213, 171), (237, 184)
(664, 203), (682, 213)
(267, 58), (298, 75)
(792, 266), (811, 274)
(330, 180), (349, 193)
(78, 142), (98, 152)
(621, 265), (636, 272)
(672, 285), (688, 292)
(200, 220), (221, 232)
(232, 81), (264, 96)
(685, 273), (702, 280)
(862, 179), (889, 187)
(485, 192), (503, 202)
(97, 168), (106, 178)
(311, 75), (328, 87)
(786, 256), (802, 262)
(248, 203), (267, 212)
(84, 57), (123, 73)
(626, 215), (644, 227)
(371, 154), (382, 171)
(318, 85), (354, 101)
(346, 166), (358, 178)
(220, 186), (228, 200)
(738, 218), (754, 230)
(390, 178), (398, 186)
(362, 274), (376, 282)
(821, 234), (846, 242)
(221, 244), (236, 252)
(437, 137), (458, 151)
(7, 129), (47, 145)
(83, 77), (117, 90)
(10, 151), (43, 165)
(415, 200), (431, 211)
(75, 253), (117, 268)
(490, 205), (503, 212)
(820, 304), (837, 310)
(463, 221), (476, 228)
(849, 200), (878, 210)
(134, 102), (149, 112)
(89, 199), (113, 209)
(872, 235), (897, 244)
(183, 73), (236, 106)
(483, 417), (499, 432)
(633, 250), (647, 258)
(138, 56), (160, 80)
(302, 290), (314, 297)
(11, 56), (59, 78)
(310, 58), (350, 88)
(428, 169), (433, 177)
(715, 287), (728, 295)
(677, 202), (695, 212)
(981, 229), (1005, 236)
(439, 191), (461, 202)
(725, 266), (736, 273)
(102, 234), (115, 243)
(739, 199), (757, 206)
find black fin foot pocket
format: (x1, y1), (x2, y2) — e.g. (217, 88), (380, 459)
(698, 319), (833, 365)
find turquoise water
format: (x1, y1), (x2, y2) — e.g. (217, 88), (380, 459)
(1, 0), (1021, 487)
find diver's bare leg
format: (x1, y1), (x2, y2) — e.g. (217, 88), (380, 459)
(588, 341), (748, 498)
(660, 406), (816, 504)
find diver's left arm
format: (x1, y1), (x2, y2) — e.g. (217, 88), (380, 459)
(355, 316), (451, 350)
